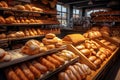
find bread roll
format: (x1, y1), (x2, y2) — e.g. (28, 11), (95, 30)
(73, 65), (86, 79)
(45, 33), (56, 39)
(13, 66), (28, 80)
(24, 30), (30, 36)
(5, 68), (20, 80)
(42, 38), (58, 45)
(68, 66), (81, 80)
(76, 44), (85, 50)
(26, 62), (41, 78)
(65, 69), (77, 80)
(2, 54), (11, 62)
(46, 56), (61, 67)
(0, 16), (6, 23)
(15, 5), (25, 10)
(80, 49), (91, 57)
(20, 63), (34, 80)
(0, 1), (8, 8)
(24, 4), (32, 11)
(93, 59), (102, 67)
(31, 60), (47, 73)
(7, 33), (16, 38)
(58, 72), (71, 80)
(39, 58), (56, 71)
(99, 54), (106, 61)
(51, 54), (65, 64)
(0, 48), (6, 58)
(0, 33), (6, 39)
(88, 56), (97, 62)
(15, 31), (25, 37)
(46, 44), (55, 50)
(31, 28), (38, 35)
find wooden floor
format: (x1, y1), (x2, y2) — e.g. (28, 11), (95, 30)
(103, 57), (120, 80)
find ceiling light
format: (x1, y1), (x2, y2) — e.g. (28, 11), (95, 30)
(88, 0), (93, 5)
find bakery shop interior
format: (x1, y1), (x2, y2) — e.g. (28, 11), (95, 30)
(0, 0), (120, 80)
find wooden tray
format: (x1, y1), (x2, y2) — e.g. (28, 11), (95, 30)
(67, 44), (97, 70)
(86, 47), (119, 80)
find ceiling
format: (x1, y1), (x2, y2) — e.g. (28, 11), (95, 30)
(58, 0), (120, 9)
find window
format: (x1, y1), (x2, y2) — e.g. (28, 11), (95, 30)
(57, 4), (68, 27)
(73, 8), (81, 19)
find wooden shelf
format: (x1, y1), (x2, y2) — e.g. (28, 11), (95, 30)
(0, 46), (66, 68)
(0, 7), (58, 15)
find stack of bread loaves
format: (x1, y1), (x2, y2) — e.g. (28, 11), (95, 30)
(21, 39), (47, 55)
(42, 33), (63, 50)
(0, 48), (11, 62)
(58, 62), (91, 80)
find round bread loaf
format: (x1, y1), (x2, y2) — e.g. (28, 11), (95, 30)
(45, 33), (56, 39)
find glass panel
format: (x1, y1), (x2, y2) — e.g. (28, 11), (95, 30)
(57, 12), (61, 18)
(57, 4), (61, 11)
(62, 6), (67, 12)
(76, 9), (79, 14)
(62, 13), (67, 19)
(62, 20), (67, 26)
(73, 9), (76, 14)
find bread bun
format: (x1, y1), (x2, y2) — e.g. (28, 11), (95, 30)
(24, 4), (32, 11)
(73, 65), (86, 79)
(31, 60), (47, 74)
(15, 31), (25, 37)
(58, 72), (71, 80)
(99, 54), (106, 61)
(7, 33), (16, 38)
(41, 0), (49, 5)
(88, 56), (97, 62)
(0, 16), (6, 23)
(80, 49), (91, 57)
(65, 69), (77, 80)
(0, 33), (6, 39)
(2, 54), (11, 62)
(0, 48), (6, 58)
(42, 38), (58, 45)
(76, 44), (85, 50)
(46, 44), (55, 50)
(68, 66), (81, 80)
(93, 59), (102, 66)
(45, 33), (56, 39)
(0, 1), (8, 8)
(15, 5), (25, 10)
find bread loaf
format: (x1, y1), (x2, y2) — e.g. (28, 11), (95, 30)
(24, 4), (32, 11)
(26, 62), (41, 78)
(45, 33), (56, 39)
(63, 34), (85, 45)
(13, 66), (28, 80)
(20, 63), (35, 80)
(39, 58), (56, 71)
(15, 5), (25, 10)
(65, 69), (77, 80)
(0, 16), (6, 23)
(58, 72), (71, 80)
(31, 60), (47, 73)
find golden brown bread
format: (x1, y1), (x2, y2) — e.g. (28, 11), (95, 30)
(88, 56), (97, 62)
(58, 72), (71, 80)
(51, 54), (65, 64)
(73, 65), (86, 79)
(63, 34), (85, 45)
(31, 60), (47, 73)
(0, 16), (6, 23)
(46, 44), (55, 50)
(80, 49), (91, 57)
(65, 69), (77, 80)
(38, 58), (56, 71)
(24, 4), (32, 11)
(0, 1), (8, 8)
(68, 66), (82, 80)
(46, 55), (61, 67)
(20, 63), (35, 80)
(26, 62), (41, 78)
(0, 48), (6, 58)
(45, 33), (56, 39)
(13, 66), (28, 80)
(93, 59), (102, 67)
(5, 68), (20, 80)
(0, 33), (6, 39)
(15, 5), (25, 10)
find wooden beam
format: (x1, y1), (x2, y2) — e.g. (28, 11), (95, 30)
(66, 0), (89, 4)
